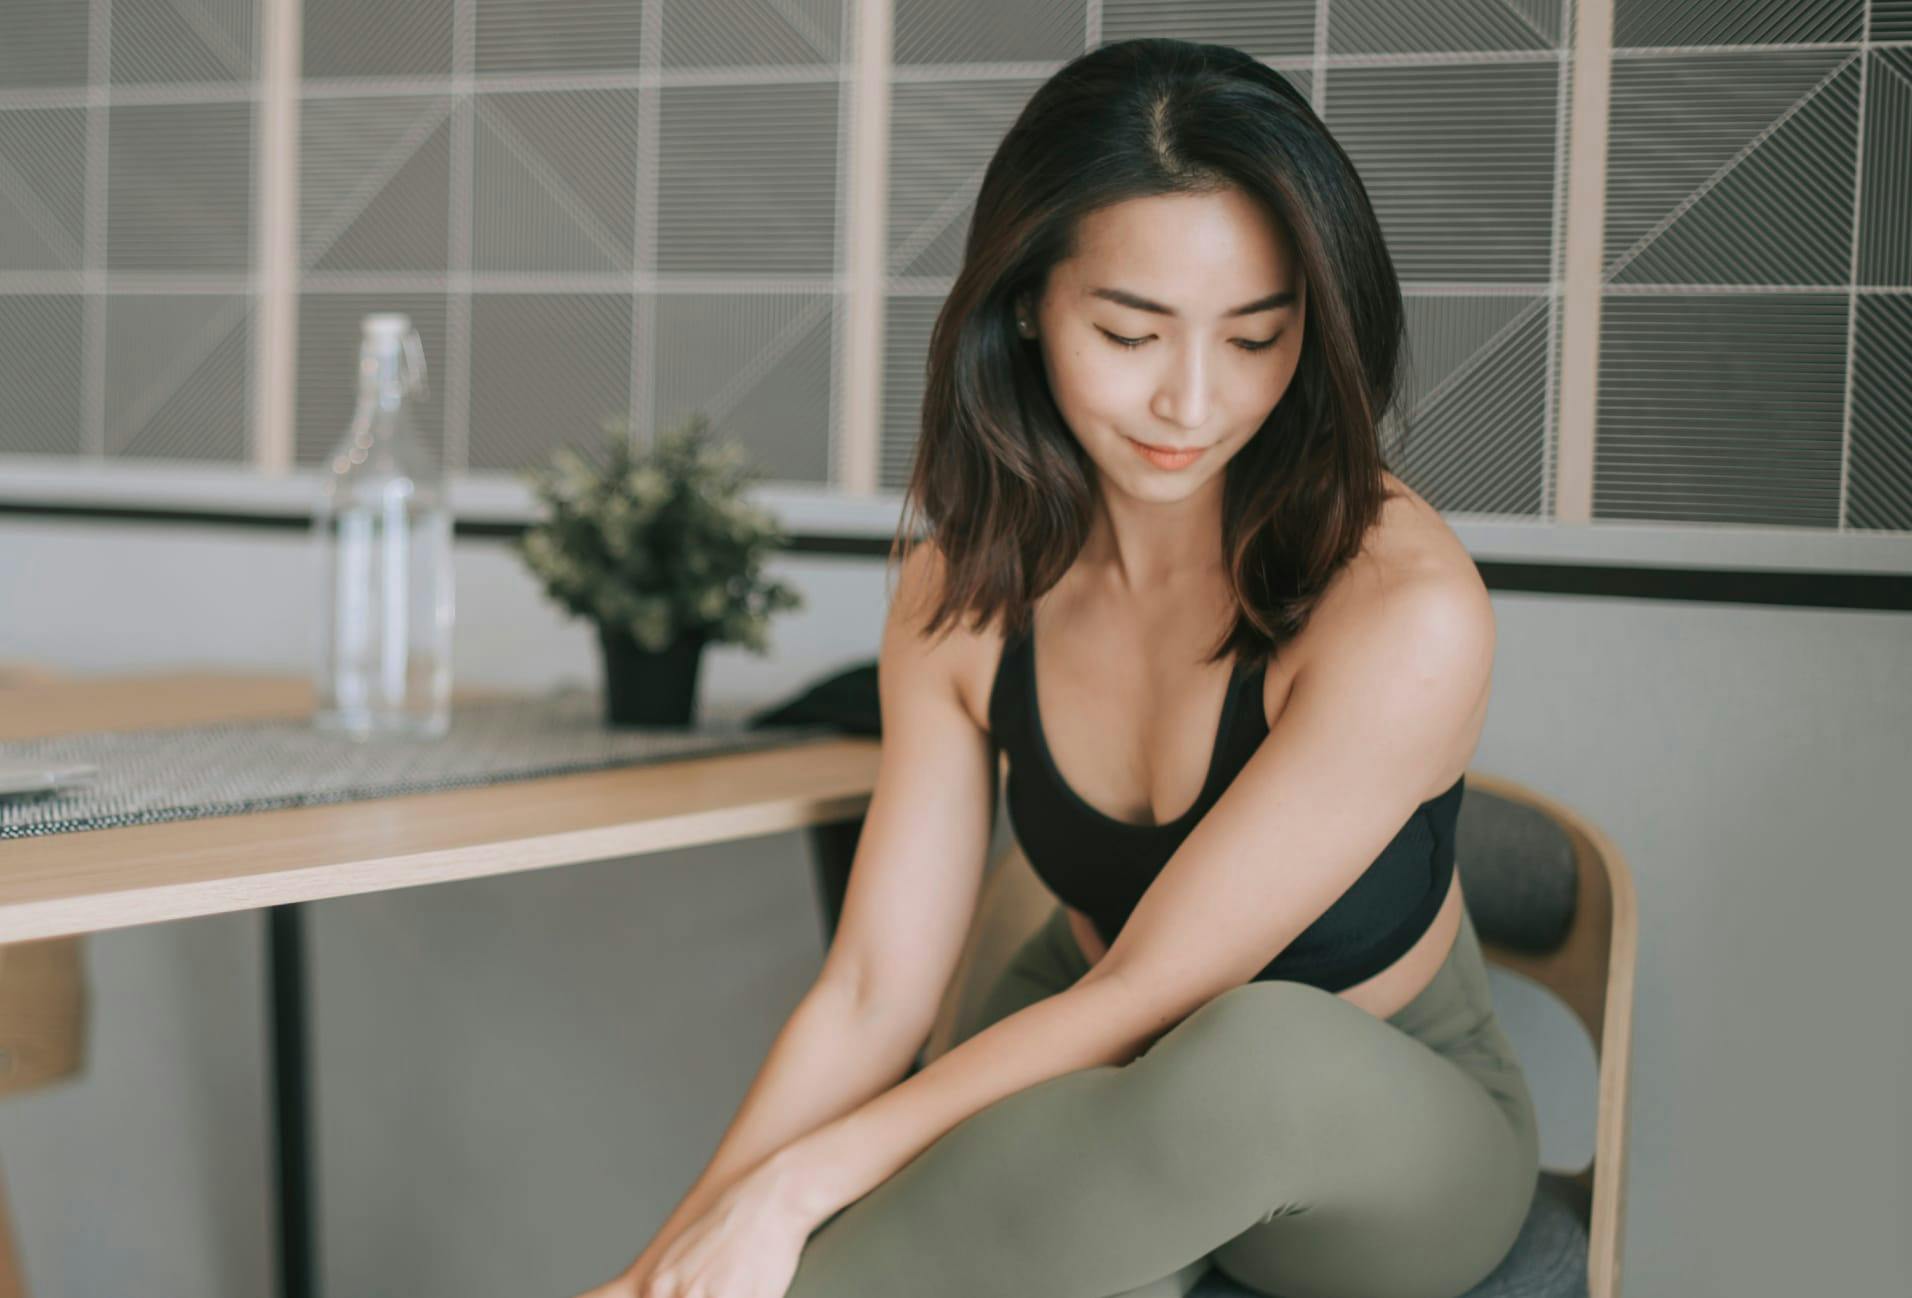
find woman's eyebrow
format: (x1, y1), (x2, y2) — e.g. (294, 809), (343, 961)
(1088, 286), (1297, 317)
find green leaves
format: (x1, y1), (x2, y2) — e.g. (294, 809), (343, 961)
(513, 411), (805, 654)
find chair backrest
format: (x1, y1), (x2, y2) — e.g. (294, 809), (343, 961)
(0, 661), (90, 1103)
(0, 938), (87, 1100)
(0, 664), (67, 688)
(923, 767), (1635, 1298)
(0, 661), (89, 1298)
(1459, 772), (1636, 1298)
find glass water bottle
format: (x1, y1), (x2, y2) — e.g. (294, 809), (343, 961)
(312, 313), (455, 738)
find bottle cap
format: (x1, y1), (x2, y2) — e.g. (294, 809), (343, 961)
(363, 312), (411, 343)
(359, 312), (429, 397)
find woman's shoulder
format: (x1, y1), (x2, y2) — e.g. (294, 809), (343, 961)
(1293, 475), (1492, 673)
(1252, 479), (1492, 804)
(887, 538), (1013, 739)
(1368, 473), (1482, 589)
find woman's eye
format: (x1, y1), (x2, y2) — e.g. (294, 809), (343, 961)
(1097, 328), (1280, 353)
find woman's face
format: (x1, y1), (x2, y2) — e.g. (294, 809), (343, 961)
(1020, 187), (1307, 503)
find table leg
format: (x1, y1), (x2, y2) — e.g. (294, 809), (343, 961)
(804, 817), (864, 946)
(256, 818), (870, 1298)
(267, 905), (317, 1298)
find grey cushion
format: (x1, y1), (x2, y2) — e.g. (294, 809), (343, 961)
(1454, 788), (1579, 953)
(1185, 1171), (1591, 1298)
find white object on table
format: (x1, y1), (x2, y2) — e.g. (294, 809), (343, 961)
(0, 764), (98, 800)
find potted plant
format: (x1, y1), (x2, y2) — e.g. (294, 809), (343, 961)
(514, 412), (803, 728)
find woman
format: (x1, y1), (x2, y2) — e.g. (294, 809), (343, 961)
(576, 37), (1539, 1298)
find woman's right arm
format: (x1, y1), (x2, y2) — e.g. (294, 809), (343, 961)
(607, 978), (936, 1287)
(596, 540), (999, 1291)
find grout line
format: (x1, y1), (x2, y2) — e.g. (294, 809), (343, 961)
(445, 0), (475, 474)
(1553, 0), (1614, 523)
(80, 0), (111, 459)
(630, 0), (664, 452)
(1837, 9), (1873, 529)
(251, 0), (300, 473)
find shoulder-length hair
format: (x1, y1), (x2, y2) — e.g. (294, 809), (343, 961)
(890, 36), (1412, 670)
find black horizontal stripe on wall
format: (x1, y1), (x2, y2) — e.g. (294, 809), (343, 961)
(1, 499), (1906, 611)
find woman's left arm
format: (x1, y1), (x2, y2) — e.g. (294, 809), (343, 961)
(774, 572), (1495, 1234)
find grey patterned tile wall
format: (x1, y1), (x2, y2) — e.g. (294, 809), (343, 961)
(1596, 0), (1907, 528)
(300, 94), (453, 273)
(1327, 0), (1565, 53)
(467, 293), (632, 473)
(1101, 0), (1313, 56)
(1847, 295), (1912, 530)
(0, 2), (91, 90)
(0, 106), (85, 272)
(650, 291), (839, 485)
(470, 90), (639, 274)
(0, 1), (261, 463)
(0, 294), (84, 455)
(472, 0), (645, 76)
(110, 0), (257, 84)
(893, 0), (1086, 64)
(104, 294), (252, 462)
(303, 0), (453, 79)
(884, 77), (1045, 280)
(880, 294), (947, 490)
(106, 101), (255, 275)
(0, 0), (1905, 534)
(662, 0), (844, 66)
(655, 81), (841, 277)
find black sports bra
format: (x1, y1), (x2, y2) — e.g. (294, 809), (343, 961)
(987, 619), (1465, 991)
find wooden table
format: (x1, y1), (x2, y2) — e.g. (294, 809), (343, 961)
(0, 672), (881, 1298)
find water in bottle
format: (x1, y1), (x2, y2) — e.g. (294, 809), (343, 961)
(312, 313), (455, 738)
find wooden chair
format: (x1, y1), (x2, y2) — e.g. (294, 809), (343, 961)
(916, 769), (1637, 1298)
(0, 663), (92, 1298)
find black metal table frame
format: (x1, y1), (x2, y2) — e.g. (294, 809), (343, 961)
(264, 816), (869, 1298)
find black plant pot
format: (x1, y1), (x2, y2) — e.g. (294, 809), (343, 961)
(596, 622), (709, 729)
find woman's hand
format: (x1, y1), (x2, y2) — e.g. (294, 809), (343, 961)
(566, 1264), (644, 1298)
(571, 1156), (817, 1298)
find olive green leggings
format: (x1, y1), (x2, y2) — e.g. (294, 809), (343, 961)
(782, 901), (1540, 1298)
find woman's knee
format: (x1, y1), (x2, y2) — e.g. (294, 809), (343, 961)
(1152, 979), (1418, 1120)
(1145, 978), (1351, 1077)
(1109, 981), (1367, 1173)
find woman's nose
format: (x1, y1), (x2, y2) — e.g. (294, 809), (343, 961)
(1150, 344), (1210, 431)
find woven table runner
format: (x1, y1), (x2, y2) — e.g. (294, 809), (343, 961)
(0, 689), (840, 841)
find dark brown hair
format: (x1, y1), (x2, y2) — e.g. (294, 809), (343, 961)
(890, 37), (1412, 669)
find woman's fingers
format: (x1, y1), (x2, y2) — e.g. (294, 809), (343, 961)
(567, 1267), (640, 1298)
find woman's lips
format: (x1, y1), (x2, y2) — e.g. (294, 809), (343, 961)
(1127, 436), (1204, 470)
